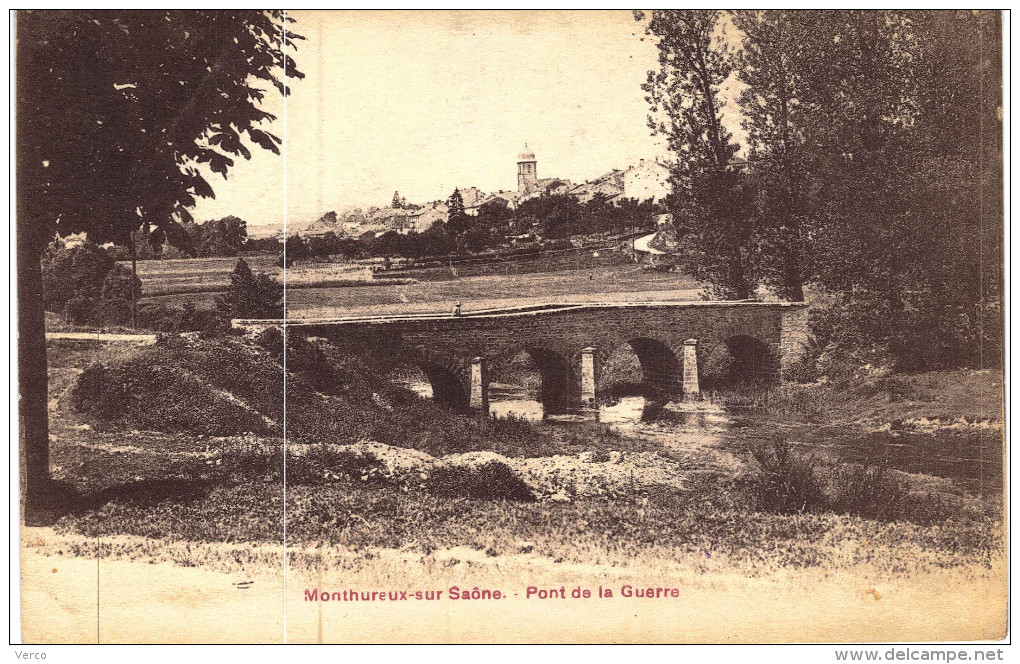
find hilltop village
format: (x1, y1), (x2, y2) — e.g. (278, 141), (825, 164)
(289, 146), (672, 240)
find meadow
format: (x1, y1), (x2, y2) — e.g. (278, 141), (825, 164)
(127, 255), (379, 298)
(139, 250), (702, 317)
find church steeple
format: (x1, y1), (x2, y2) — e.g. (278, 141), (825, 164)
(517, 143), (538, 195)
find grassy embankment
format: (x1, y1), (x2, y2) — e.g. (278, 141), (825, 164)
(37, 334), (1003, 584)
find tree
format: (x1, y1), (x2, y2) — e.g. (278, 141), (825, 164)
(417, 222), (456, 257)
(215, 258), (284, 320)
(307, 231), (341, 258)
(730, 11), (1001, 369)
(637, 10), (754, 299)
(392, 191), (402, 209)
(101, 264), (143, 303)
(371, 230), (410, 258)
(195, 215), (249, 257)
(447, 189), (468, 236)
(732, 10), (810, 301)
(475, 199), (512, 237)
(41, 240), (115, 312)
(16, 10), (302, 520)
(279, 233), (309, 267)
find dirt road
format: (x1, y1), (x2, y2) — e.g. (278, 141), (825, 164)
(19, 529), (1006, 644)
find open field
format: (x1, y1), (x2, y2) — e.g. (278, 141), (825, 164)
(144, 260), (703, 317)
(128, 255), (377, 297)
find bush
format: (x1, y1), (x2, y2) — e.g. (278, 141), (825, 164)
(215, 258), (283, 320)
(827, 463), (909, 521)
(744, 439), (956, 524)
(101, 264), (142, 302)
(255, 326), (284, 353)
(62, 296), (97, 325)
(137, 302), (225, 334)
(744, 439), (826, 514)
(94, 297), (133, 327)
(428, 460), (536, 501)
(286, 447), (392, 486)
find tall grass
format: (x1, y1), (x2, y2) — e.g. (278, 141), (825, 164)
(744, 438), (955, 525)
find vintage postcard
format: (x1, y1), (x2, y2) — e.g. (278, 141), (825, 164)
(14, 10), (1006, 645)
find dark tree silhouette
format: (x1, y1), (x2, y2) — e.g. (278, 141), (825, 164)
(16, 10), (303, 521)
(447, 188), (467, 236)
(215, 258), (283, 320)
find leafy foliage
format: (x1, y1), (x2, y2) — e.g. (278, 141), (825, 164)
(42, 241), (115, 312)
(18, 10), (303, 248)
(638, 10), (1003, 369)
(42, 240), (142, 325)
(214, 258), (283, 320)
(446, 189), (467, 236)
(745, 438), (826, 514)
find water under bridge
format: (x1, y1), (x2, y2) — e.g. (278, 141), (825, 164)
(235, 300), (809, 415)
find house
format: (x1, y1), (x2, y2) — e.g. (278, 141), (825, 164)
(466, 193), (512, 217)
(568, 169), (625, 204)
(404, 201), (448, 233)
(458, 187), (487, 209)
(622, 159), (671, 203)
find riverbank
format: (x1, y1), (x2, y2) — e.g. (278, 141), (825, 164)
(21, 337), (1006, 643)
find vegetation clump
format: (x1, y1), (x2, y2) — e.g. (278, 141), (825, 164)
(744, 438), (957, 525)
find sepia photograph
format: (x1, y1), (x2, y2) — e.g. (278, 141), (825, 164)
(13, 9), (1007, 646)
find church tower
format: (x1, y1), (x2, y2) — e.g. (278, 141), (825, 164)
(517, 144), (537, 195)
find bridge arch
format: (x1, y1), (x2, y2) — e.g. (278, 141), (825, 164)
(524, 346), (572, 415)
(702, 334), (780, 389)
(398, 348), (471, 411)
(597, 336), (684, 401)
(488, 345), (572, 416)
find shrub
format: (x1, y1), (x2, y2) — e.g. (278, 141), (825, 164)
(744, 439), (826, 514)
(255, 326), (284, 353)
(215, 258), (283, 320)
(94, 297), (133, 327)
(827, 464), (908, 521)
(428, 461), (536, 501)
(62, 296), (97, 325)
(101, 264), (142, 302)
(286, 447), (391, 486)
(137, 301), (226, 334)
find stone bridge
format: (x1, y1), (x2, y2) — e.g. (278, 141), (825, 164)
(236, 301), (809, 415)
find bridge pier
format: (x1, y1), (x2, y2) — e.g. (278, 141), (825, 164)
(580, 347), (597, 409)
(682, 338), (700, 399)
(469, 356), (489, 416)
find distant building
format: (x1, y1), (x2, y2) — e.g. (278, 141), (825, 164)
(303, 211), (340, 238)
(458, 187), (488, 209)
(517, 145), (538, 195)
(404, 200), (448, 233)
(622, 159), (671, 203)
(568, 169), (625, 204)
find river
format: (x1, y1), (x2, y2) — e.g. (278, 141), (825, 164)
(398, 378), (1001, 498)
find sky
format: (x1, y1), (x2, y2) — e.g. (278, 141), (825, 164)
(190, 10), (671, 230)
